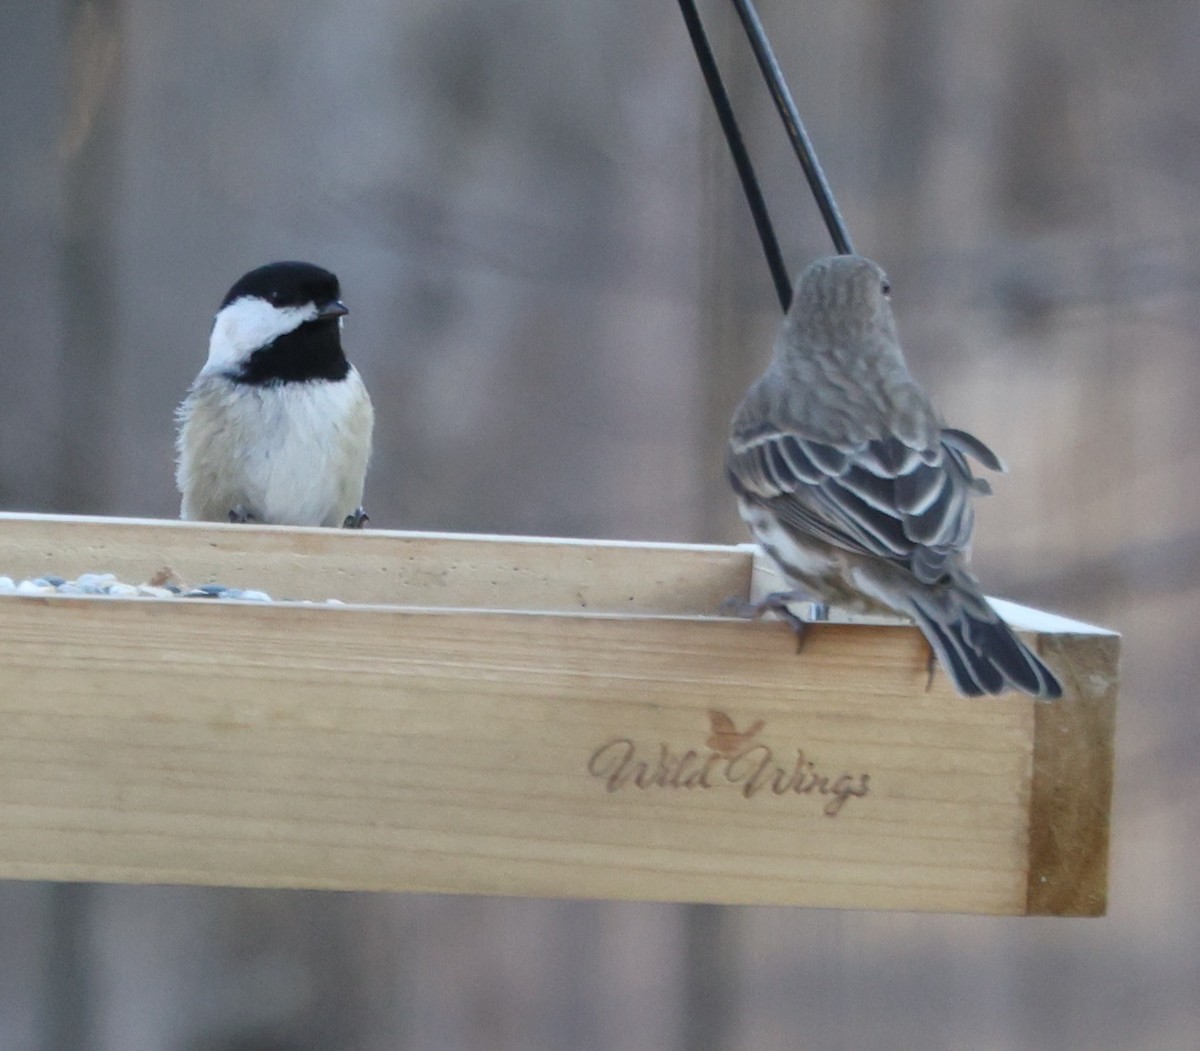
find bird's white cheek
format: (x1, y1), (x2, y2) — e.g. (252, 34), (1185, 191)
(203, 299), (314, 372)
(204, 315), (241, 371)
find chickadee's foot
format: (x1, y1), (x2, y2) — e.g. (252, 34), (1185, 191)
(924, 641), (937, 693)
(342, 507), (369, 529)
(720, 590), (817, 651)
(228, 505), (256, 524)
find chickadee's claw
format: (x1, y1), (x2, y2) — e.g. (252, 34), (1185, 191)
(924, 641), (937, 692)
(228, 505), (256, 524)
(342, 507), (369, 529)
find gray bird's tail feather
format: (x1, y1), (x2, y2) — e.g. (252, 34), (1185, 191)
(905, 573), (1063, 700)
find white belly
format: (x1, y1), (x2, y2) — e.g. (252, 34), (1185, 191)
(177, 371), (372, 527)
(239, 382), (363, 525)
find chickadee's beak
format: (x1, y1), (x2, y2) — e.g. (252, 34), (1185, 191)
(316, 299), (349, 319)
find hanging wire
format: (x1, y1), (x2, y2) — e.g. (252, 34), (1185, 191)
(676, 0), (792, 311)
(727, 0), (855, 257)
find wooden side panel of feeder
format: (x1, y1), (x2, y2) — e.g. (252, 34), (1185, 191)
(0, 515), (1116, 915)
(0, 513), (754, 614)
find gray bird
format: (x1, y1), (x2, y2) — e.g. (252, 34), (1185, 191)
(176, 261), (374, 529)
(727, 254), (1062, 699)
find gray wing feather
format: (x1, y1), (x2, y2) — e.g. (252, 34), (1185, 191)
(729, 420), (1001, 584)
(942, 427), (1006, 473)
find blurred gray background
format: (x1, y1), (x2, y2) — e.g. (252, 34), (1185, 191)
(0, 0), (1195, 1048)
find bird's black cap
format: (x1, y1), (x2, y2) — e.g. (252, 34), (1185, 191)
(220, 261), (343, 312)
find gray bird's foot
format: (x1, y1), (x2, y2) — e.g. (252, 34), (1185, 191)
(228, 505), (256, 524)
(720, 590), (821, 652)
(342, 507), (369, 529)
(924, 641), (937, 693)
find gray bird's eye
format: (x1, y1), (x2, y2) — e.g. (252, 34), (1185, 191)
(880, 280), (891, 298)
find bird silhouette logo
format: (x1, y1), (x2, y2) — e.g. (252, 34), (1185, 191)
(706, 710), (765, 758)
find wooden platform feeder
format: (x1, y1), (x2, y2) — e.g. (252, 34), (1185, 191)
(0, 513), (1116, 916)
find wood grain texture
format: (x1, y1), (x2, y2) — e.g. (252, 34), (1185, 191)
(0, 513), (754, 614)
(1026, 634), (1119, 916)
(0, 515), (1119, 914)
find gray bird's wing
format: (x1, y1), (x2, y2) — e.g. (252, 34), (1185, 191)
(728, 417), (1002, 584)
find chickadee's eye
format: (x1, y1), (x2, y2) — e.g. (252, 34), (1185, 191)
(881, 280), (892, 297)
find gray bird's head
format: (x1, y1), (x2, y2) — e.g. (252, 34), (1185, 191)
(781, 254), (897, 351)
(203, 261), (351, 383)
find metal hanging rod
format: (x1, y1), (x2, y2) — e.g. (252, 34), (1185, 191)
(676, 0), (792, 311)
(728, 0), (854, 257)
(676, 0), (855, 310)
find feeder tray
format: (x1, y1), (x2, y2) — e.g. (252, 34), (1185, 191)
(0, 513), (1116, 915)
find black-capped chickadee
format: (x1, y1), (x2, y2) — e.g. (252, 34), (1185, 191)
(727, 254), (1061, 699)
(175, 261), (374, 528)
